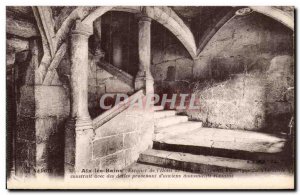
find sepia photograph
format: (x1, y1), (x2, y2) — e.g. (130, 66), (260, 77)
(5, 4), (295, 190)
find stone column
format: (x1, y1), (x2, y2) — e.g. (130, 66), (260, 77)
(135, 16), (154, 95)
(67, 20), (94, 172)
(93, 17), (105, 60)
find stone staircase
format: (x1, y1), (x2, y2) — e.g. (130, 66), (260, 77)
(137, 106), (290, 174)
(153, 107), (203, 141)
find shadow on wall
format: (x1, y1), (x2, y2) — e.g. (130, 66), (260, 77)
(46, 118), (67, 177)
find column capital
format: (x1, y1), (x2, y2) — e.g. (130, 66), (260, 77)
(137, 14), (152, 23)
(71, 20), (93, 37)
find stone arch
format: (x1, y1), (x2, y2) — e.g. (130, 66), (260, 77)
(250, 6), (294, 30)
(82, 6), (197, 59)
(38, 6), (293, 85)
(38, 6), (197, 85)
(196, 6), (294, 57)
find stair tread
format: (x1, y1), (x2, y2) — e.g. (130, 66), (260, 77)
(154, 110), (176, 119)
(155, 121), (203, 140)
(155, 115), (188, 128)
(156, 115), (188, 121)
(140, 149), (263, 170)
(157, 128), (286, 154)
(153, 106), (164, 111)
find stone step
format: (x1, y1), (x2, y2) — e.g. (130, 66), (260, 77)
(155, 115), (188, 129)
(138, 149), (265, 173)
(153, 105), (164, 111)
(154, 121), (203, 140)
(154, 110), (176, 119)
(153, 128), (287, 161)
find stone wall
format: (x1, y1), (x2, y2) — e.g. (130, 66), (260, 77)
(189, 56), (293, 132)
(188, 13), (294, 133)
(150, 13), (294, 134)
(151, 21), (194, 103)
(91, 108), (154, 170)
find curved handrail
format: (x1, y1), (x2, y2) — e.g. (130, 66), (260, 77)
(92, 90), (144, 129)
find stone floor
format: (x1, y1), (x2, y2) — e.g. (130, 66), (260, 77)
(155, 127), (287, 153)
(139, 126), (293, 173)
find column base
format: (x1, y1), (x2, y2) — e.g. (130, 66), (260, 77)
(75, 117), (94, 172)
(145, 77), (154, 95)
(135, 76), (145, 91)
(75, 128), (94, 172)
(135, 76), (154, 94)
(65, 116), (95, 174)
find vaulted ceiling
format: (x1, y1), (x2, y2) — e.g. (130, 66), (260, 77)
(6, 6), (294, 76)
(6, 6), (294, 48)
(7, 6), (294, 52)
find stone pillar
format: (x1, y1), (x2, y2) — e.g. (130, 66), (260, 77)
(67, 20), (94, 172)
(14, 39), (70, 179)
(135, 16), (154, 95)
(93, 17), (105, 60)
